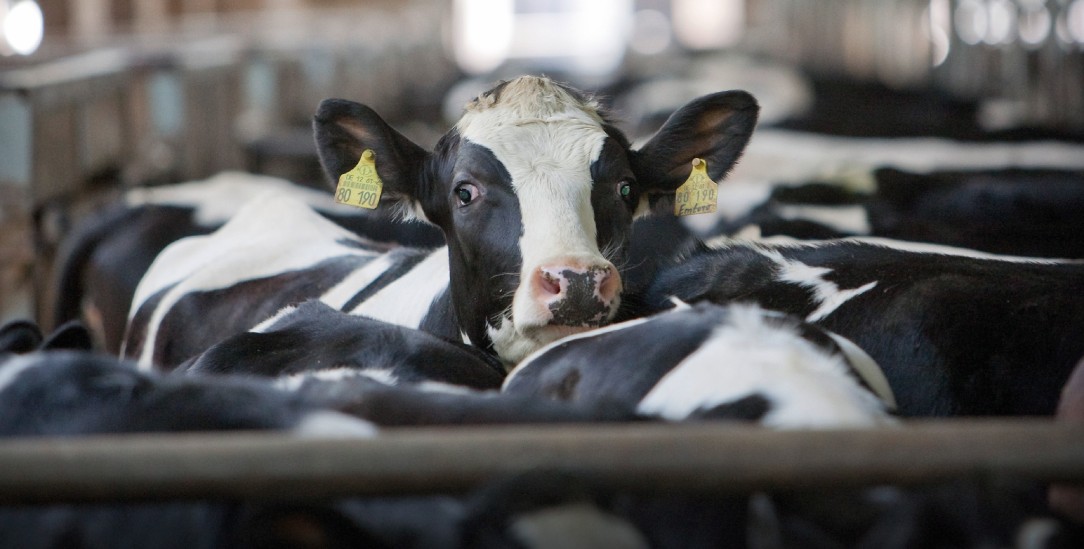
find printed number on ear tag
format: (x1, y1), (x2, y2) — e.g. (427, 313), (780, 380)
(674, 158), (718, 217)
(335, 149), (383, 210)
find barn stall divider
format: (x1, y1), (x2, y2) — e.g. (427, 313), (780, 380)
(1, 420), (1082, 504)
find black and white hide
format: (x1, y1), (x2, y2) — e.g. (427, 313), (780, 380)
(712, 167), (1084, 259)
(50, 171), (444, 354)
(181, 300), (641, 427)
(0, 350), (376, 438)
(640, 237), (1084, 417)
(504, 302), (895, 428)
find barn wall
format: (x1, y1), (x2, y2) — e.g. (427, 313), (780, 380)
(0, 0), (458, 327)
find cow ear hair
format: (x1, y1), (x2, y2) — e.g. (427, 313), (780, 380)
(313, 99), (429, 205)
(630, 90), (759, 198)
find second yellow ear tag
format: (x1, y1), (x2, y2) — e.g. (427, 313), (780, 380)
(334, 149), (383, 210)
(674, 158), (718, 217)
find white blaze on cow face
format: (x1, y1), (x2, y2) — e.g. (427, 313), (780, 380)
(458, 77), (623, 363)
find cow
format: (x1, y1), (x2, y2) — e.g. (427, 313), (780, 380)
(122, 75), (759, 369)
(503, 302), (896, 428)
(711, 167), (1084, 259)
(635, 237), (1084, 417)
(0, 319), (92, 356)
(51, 171), (444, 354)
(0, 350), (377, 438)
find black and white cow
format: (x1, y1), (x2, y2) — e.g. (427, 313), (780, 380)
(637, 237), (1084, 417)
(0, 350), (377, 438)
(123, 76), (758, 369)
(711, 167), (1084, 259)
(51, 171), (444, 353)
(504, 302), (896, 428)
(181, 299), (506, 390)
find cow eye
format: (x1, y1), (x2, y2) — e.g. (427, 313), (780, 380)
(618, 180), (633, 201)
(455, 183), (478, 206)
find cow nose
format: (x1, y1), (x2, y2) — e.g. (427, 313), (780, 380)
(530, 262), (622, 326)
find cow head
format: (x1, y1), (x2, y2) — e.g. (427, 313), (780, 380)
(314, 76), (757, 364)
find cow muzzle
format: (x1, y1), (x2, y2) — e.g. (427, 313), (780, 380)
(527, 261), (622, 327)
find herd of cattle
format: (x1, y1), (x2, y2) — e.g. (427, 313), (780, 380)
(3, 75), (1084, 546)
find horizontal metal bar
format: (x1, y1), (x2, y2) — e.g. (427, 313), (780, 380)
(0, 420), (1081, 504)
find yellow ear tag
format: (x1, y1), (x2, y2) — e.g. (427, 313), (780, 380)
(334, 149), (383, 209)
(673, 158), (718, 217)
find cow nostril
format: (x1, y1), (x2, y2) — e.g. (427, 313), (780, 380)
(538, 269), (562, 297)
(596, 265), (621, 303)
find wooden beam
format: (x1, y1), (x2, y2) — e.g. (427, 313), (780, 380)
(0, 420), (1081, 504)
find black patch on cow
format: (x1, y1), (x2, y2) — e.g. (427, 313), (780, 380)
(340, 247), (433, 312)
(549, 369), (581, 401)
(333, 237), (395, 253)
(0, 352), (315, 437)
(693, 394), (772, 422)
(641, 244), (818, 319)
(418, 287), (464, 346)
(505, 304), (723, 404)
(122, 282), (178, 362)
(549, 267), (612, 327)
(438, 140), (525, 351)
(54, 204), (210, 354)
(871, 167), (1084, 258)
(184, 300), (505, 390)
(150, 256), (372, 369)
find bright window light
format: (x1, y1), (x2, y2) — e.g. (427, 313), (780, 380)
(2, 0), (43, 56)
(672, 0), (744, 50)
(453, 0), (514, 75)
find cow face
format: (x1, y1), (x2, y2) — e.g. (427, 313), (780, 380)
(314, 76), (757, 364)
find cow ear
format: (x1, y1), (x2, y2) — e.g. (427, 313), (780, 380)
(0, 320), (42, 354)
(630, 90), (758, 199)
(41, 320), (94, 352)
(313, 99), (429, 206)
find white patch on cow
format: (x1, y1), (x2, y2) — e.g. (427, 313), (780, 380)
(127, 194), (375, 368)
(826, 332), (897, 411)
(730, 129), (1084, 188)
(503, 316), (654, 385)
(668, 296), (692, 309)
(349, 248), (450, 329)
(636, 304), (892, 428)
(730, 224), (763, 240)
(457, 77), (617, 356)
(124, 171), (360, 227)
(706, 180), (776, 223)
(293, 410), (378, 438)
(356, 368), (399, 386)
(0, 355), (38, 395)
(510, 502), (650, 549)
(415, 381), (487, 395)
(766, 250), (879, 322)
(487, 315), (555, 369)
(843, 236), (1082, 264)
(712, 235), (1080, 264)
(250, 305), (298, 334)
(775, 204), (871, 234)
(274, 367), (399, 392)
(318, 254), (397, 310)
